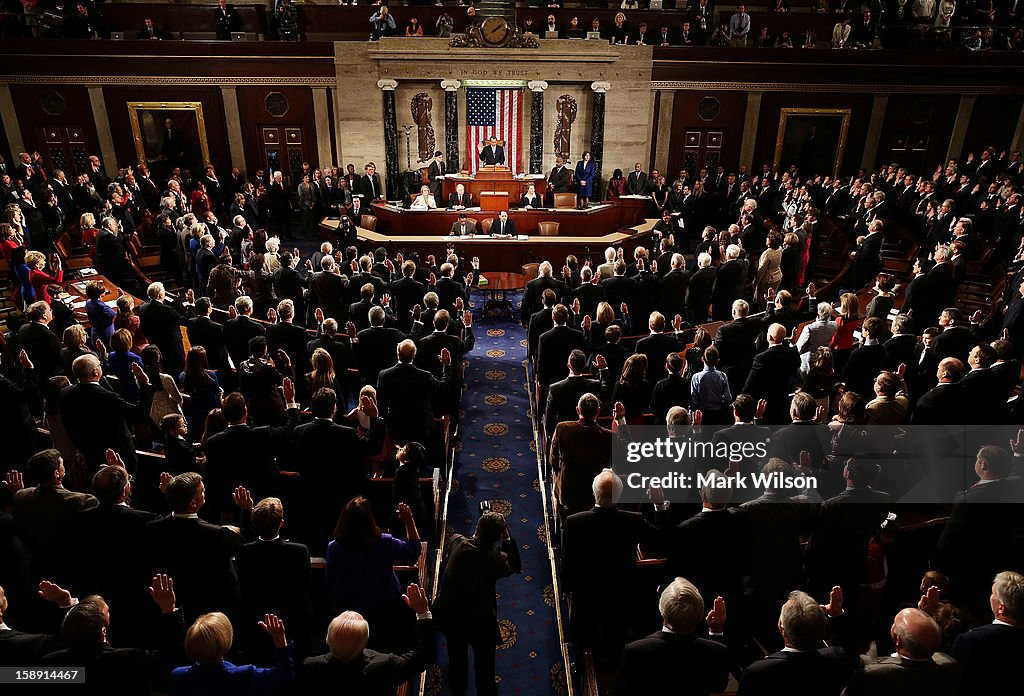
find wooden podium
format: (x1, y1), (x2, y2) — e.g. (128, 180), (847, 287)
(441, 166), (546, 204)
(479, 191), (510, 211)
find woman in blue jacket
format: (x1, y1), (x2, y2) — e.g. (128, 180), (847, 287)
(574, 151), (596, 209)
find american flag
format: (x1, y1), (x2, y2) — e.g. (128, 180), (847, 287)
(466, 87), (523, 175)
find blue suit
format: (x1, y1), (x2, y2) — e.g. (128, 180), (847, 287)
(170, 644), (294, 696)
(575, 159), (596, 198)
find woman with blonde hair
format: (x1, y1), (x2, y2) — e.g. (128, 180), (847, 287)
(25, 249), (62, 305)
(60, 324), (95, 380)
(754, 230), (784, 306)
(80, 212), (99, 261)
(801, 345), (837, 415)
(263, 236), (282, 272)
(306, 347), (343, 405)
(171, 612), (293, 694)
(108, 328), (144, 401)
(0, 222), (20, 261)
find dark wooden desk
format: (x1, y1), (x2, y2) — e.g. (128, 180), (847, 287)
(369, 199), (650, 237)
(440, 173), (546, 204)
(320, 217), (658, 272)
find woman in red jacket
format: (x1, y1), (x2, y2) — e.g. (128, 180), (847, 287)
(79, 212), (99, 261)
(829, 292), (862, 375)
(26, 249), (63, 305)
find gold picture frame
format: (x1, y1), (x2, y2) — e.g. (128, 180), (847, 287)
(773, 108), (852, 180)
(127, 101), (211, 178)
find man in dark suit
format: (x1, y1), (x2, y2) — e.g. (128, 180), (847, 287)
(741, 323), (800, 424)
(488, 210), (516, 237)
(804, 459), (892, 599)
(11, 449), (97, 584)
(359, 163), (385, 202)
(433, 263), (469, 313)
(714, 300), (762, 398)
(882, 314), (918, 372)
(564, 469), (670, 670)
(842, 316), (888, 399)
(426, 151), (447, 199)
(527, 289), (557, 361)
(348, 197), (367, 225)
(573, 266), (605, 319)
(950, 570), (1024, 694)
(145, 472), (244, 621)
(355, 307), (408, 386)
(960, 343), (1006, 426)
(543, 350), (610, 437)
(851, 219), (885, 289)
(235, 496), (314, 659)
(299, 583), (435, 693)
(546, 156), (573, 205)
(933, 446), (1024, 610)
(686, 253), (717, 324)
(266, 299), (310, 371)
(738, 588), (859, 696)
(186, 297), (229, 371)
(273, 253), (307, 317)
(223, 296), (267, 368)
(601, 263), (635, 318)
(658, 253), (690, 319)
(73, 464), (160, 645)
(214, 0), (242, 39)
(711, 248), (749, 320)
(625, 162), (649, 196)
(59, 355), (153, 473)
(521, 261), (567, 325)
(900, 261), (934, 323)
(433, 512), (521, 696)
(478, 138), (506, 166)
(16, 302), (62, 377)
(931, 308), (977, 365)
(536, 305), (589, 390)
(308, 256), (350, 322)
(139, 282), (194, 377)
(307, 318), (354, 382)
(136, 17), (171, 39)
(613, 578), (729, 696)
(550, 394), (615, 522)
(447, 183), (473, 209)
(376, 340), (451, 448)
(911, 358), (968, 424)
(0, 586), (63, 666)
(635, 312), (686, 383)
(390, 260), (426, 332)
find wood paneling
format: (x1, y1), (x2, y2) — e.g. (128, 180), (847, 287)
(753, 92), (874, 177)
(962, 94), (1024, 159)
(236, 86), (318, 176)
(875, 94), (959, 174)
(666, 91), (746, 178)
(102, 85), (230, 172)
(8, 85), (100, 175)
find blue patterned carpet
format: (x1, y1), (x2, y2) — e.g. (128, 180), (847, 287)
(426, 291), (568, 696)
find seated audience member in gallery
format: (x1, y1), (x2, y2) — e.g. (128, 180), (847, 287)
(613, 578), (729, 696)
(299, 583), (435, 693)
(137, 18), (171, 40)
(410, 185), (437, 211)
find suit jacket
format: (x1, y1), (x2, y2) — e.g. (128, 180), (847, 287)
(266, 321), (310, 370)
(601, 275), (635, 315)
(355, 326), (406, 385)
(843, 652), (960, 696)
(16, 321), (62, 377)
(59, 381), (151, 471)
(544, 373), (608, 437)
(0, 627), (63, 667)
(686, 267), (717, 324)
(447, 191), (473, 208)
(139, 298), (192, 376)
(13, 485), (97, 580)
(389, 276), (426, 331)
(490, 218), (517, 237)
(852, 231), (884, 287)
(528, 307), (554, 360)
(635, 332), (686, 383)
(741, 492), (816, 597)
(359, 173), (384, 201)
(740, 645), (860, 696)
(842, 343), (886, 399)
(548, 165), (573, 193)
(910, 382), (968, 424)
(433, 534), (521, 633)
(479, 145), (506, 166)
(614, 631), (729, 696)
(536, 325), (588, 387)
(882, 334), (918, 372)
(299, 619), (435, 696)
(715, 317), (762, 395)
(309, 270), (350, 321)
(951, 622), (1024, 694)
(659, 268), (690, 318)
(145, 515), (244, 619)
(931, 325), (977, 365)
(960, 367), (1006, 425)
(222, 315), (266, 368)
(521, 275), (567, 324)
(671, 508), (752, 607)
(236, 537), (313, 645)
(550, 420), (615, 515)
(805, 487), (891, 590)
(574, 282), (606, 320)
(449, 219), (477, 236)
(711, 258), (749, 319)
(214, 5), (241, 40)
(742, 344), (801, 422)
(186, 315), (229, 370)
(376, 361), (449, 444)
(626, 171), (649, 196)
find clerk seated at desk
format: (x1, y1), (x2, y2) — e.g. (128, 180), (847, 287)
(450, 213), (477, 237)
(448, 183), (474, 209)
(520, 183), (543, 209)
(410, 185), (437, 210)
(490, 210), (517, 238)
(479, 137), (506, 166)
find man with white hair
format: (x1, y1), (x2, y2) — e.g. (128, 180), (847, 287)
(686, 251), (717, 324)
(843, 608), (957, 695)
(375, 339), (451, 447)
(299, 583), (434, 691)
(669, 470), (752, 620)
(522, 259), (567, 325)
(710, 243), (749, 320)
(950, 571), (1024, 693)
(139, 281), (195, 376)
(269, 170), (292, 240)
(795, 301), (838, 375)
(562, 469), (669, 668)
(713, 298), (762, 397)
(613, 577), (729, 695)
(596, 246), (618, 280)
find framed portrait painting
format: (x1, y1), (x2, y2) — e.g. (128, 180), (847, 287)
(127, 102), (211, 180)
(773, 108), (852, 180)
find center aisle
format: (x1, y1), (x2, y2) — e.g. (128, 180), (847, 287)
(428, 293), (568, 695)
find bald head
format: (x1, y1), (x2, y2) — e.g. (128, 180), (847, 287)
(326, 611), (369, 662)
(592, 468), (623, 508)
(767, 323), (787, 345)
(72, 354), (102, 382)
(891, 608), (941, 659)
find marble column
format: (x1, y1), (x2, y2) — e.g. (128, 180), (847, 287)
(441, 79), (461, 172)
(861, 94), (889, 172)
(947, 94), (977, 163)
(528, 81), (548, 175)
(378, 79), (399, 200)
(312, 88), (334, 171)
(590, 81), (610, 203)
(88, 87), (118, 172)
(219, 86), (246, 174)
(0, 85), (25, 158)
(738, 92), (762, 172)
(1012, 101), (1024, 153)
